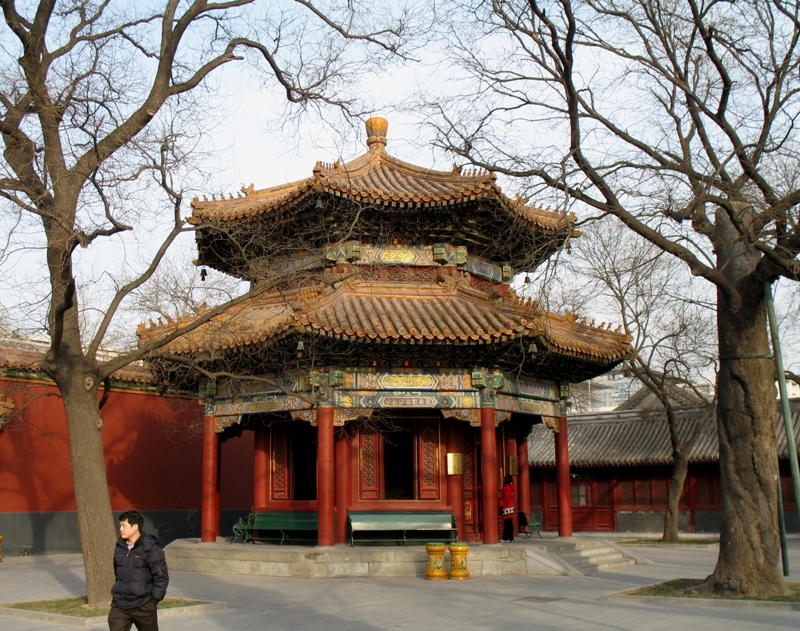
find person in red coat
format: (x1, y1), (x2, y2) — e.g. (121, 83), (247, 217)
(499, 475), (516, 542)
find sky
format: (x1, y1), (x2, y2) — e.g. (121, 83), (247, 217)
(1, 2), (798, 381)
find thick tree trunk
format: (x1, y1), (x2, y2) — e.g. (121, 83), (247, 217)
(60, 372), (117, 608)
(41, 210), (117, 608)
(662, 450), (689, 543)
(694, 285), (786, 596)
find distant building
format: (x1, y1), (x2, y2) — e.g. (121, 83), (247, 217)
(569, 369), (714, 413)
(527, 393), (799, 533)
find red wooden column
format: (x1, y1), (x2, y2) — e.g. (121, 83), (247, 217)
(517, 434), (531, 523)
(201, 415), (220, 542)
(504, 427), (518, 536)
(334, 427), (351, 544)
(214, 445), (221, 538)
(317, 405), (335, 547)
(555, 416), (573, 537)
(446, 421), (465, 542)
(481, 405), (499, 544)
(253, 422), (269, 509)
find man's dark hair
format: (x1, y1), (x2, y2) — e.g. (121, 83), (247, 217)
(119, 510), (144, 530)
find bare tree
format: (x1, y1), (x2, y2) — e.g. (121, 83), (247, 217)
(424, 0), (800, 596)
(0, 0), (413, 607)
(558, 220), (716, 542)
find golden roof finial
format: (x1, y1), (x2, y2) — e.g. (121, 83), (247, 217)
(365, 117), (388, 151)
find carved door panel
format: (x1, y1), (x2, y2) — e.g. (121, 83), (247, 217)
(417, 419), (440, 500)
(359, 429), (382, 500)
(463, 429), (477, 538)
(271, 424), (288, 501)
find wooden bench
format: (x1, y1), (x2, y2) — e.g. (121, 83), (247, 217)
(348, 511), (457, 547)
(232, 511), (318, 545)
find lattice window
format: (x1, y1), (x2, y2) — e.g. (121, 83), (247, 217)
(652, 478), (669, 507)
(386, 266), (406, 282)
(571, 483), (591, 507)
(595, 479), (610, 507)
(359, 430), (380, 500)
(530, 479), (543, 508)
(271, 424), (287, 501)
(418, 421), (439, 499)
(635, 478), (650, 505)
(411, 268), (434, 283)
(360, 267), (380, 281)
(619, 479), (635, 506)
(471, 277), (494, 294)
(463, 432), (474, 488)
(550, 481), (559, 507)
(695, 471), (716, 506)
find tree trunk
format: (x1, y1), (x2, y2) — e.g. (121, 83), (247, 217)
(662, 449), (689, 543)
(694, 285), (786, 596)
(59, 369), (117, 608)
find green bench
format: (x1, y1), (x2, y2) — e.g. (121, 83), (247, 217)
(518, 511), (543, 538)
(232, 511), (318, 545)
(348, 511), (457, 547)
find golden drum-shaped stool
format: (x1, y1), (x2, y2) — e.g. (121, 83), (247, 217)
(425, 543), (447, 580)
(448, 543), (470, 580)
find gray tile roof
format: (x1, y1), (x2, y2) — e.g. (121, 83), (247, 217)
(527, 400), (800, 467)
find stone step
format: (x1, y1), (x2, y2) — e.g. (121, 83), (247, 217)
(546, 541), (640, 575)
(546, 541), (610, 552)
(593, 559), (637, 571)
(557, 546), (615, 560)
(562, 549), (621, 561)
(573, 554), (635, 568)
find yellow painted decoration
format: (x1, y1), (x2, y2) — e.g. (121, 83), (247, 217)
(448, 544), (470, 580)
(379, 374), (436, 389)
(377, 249), (416, 264)
(425, 543), (447, 580)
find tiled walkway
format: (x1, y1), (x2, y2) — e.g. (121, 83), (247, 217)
(1, 540), (798, 630)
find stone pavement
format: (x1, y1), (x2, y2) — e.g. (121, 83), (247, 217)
(0, 539), (798, 630)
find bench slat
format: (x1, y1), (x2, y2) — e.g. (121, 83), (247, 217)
(348, 511), (457, 546)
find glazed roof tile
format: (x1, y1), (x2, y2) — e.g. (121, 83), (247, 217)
(0, 345), (155, 384)
(527, 401), (800, 466)
(137, 279), (633, 365)
(189, 119), (572, 233)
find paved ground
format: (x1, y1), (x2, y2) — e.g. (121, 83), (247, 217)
(1, 539), (799, 630)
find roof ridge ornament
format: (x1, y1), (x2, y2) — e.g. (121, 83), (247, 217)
(365, 116), (388, 151)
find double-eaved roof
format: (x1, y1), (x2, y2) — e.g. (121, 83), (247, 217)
(138, 118), (633, 382)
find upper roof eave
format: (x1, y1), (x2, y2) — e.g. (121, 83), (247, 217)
(188, 121), (573, 233)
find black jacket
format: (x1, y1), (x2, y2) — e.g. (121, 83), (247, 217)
(111, 533), (169, 610)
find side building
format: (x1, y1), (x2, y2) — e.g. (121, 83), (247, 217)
(527, 400), (800, 533)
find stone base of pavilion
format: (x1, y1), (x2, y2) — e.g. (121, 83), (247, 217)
(166, 537), (646, 578)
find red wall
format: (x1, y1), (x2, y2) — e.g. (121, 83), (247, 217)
(0, 377), (253, 514)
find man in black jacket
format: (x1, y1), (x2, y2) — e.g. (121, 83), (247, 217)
(108, 510), (169, 631)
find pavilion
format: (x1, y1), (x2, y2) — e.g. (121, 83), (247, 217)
(139, 118), (633, 546)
